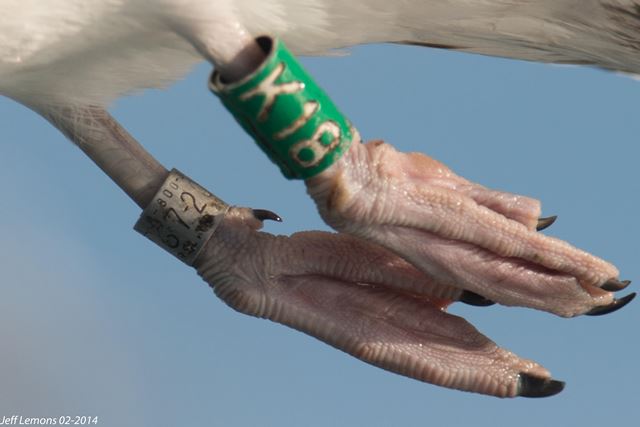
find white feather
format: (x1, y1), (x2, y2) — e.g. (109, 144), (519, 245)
(1, 0), (639, 106)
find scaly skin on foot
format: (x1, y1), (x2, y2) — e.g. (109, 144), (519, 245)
(195, 207), (565, 398)
(305, 139), (633, 318)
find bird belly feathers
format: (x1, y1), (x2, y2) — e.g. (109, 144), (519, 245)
(1, 0), (639, 106)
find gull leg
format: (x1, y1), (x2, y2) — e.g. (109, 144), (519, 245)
(22, 101), (565, 398)
(190, 25), (633, 318)
(29, 103), (167, 209)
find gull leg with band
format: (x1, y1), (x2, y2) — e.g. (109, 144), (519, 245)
(19, 10), (631, 397)
(202, 26), (634, 394)
(1, 0), (635, 403)
(28, 100), (565, 398)
(207, 33), (633, 318)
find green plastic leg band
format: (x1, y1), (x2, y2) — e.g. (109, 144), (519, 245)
(209, 37), (354, 179)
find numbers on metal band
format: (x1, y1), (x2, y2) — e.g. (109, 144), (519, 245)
(164, 207), (190, 229)
(134, 169), (228, 265)
(180, 191), (207, 214)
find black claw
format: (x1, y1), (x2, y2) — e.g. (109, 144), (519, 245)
(459, 291), (496, 307)
(518, 373), (565, 398)
(601, 279), (631, 292)
(586, 293), (636, 316)
(536, 215), (558, 231)
(252, 209), (282, 223)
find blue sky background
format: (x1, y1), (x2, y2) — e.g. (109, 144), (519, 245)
(1, 43), (639, 426)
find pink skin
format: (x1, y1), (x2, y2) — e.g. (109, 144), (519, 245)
(306, 138), (620, 317)
(196, 208), (552, 398)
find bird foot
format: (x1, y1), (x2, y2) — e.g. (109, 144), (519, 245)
(305, 139), (633, 318)
(194, 206), (568, 397)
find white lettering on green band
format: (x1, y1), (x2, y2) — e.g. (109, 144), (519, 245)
(209, 36), (354, 179)
(240, 62), (304, 122)
(274, 101), (319, 140)
(291, 121), (342, 168)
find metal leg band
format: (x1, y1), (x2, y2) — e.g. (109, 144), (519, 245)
(134, 169), (229, 265)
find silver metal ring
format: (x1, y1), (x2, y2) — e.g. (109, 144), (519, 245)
(134, 169), (229, 265)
